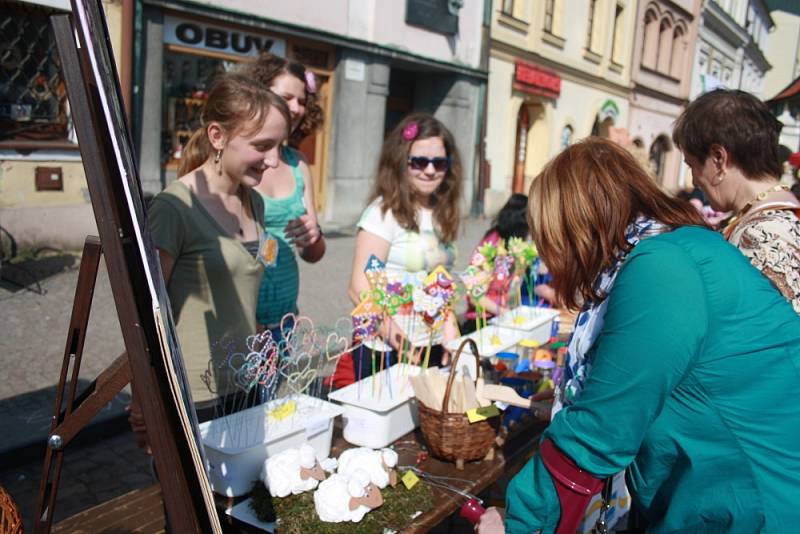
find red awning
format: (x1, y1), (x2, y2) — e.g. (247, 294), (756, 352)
(768, 75), (800, 103)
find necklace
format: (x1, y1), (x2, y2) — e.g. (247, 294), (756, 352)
(725, 183), (790, 232)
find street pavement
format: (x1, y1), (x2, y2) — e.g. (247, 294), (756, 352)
(0, 215), (488, 531)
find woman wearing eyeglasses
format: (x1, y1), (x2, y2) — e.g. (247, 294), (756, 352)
(348, 113), (462, 374)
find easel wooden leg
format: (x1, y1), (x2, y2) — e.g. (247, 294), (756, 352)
(34, 237), (131, 534)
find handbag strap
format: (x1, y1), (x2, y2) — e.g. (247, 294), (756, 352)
(593, 476), (614, 534)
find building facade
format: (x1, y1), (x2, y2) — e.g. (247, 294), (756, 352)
(763, 1), (800, 153)
(484, 0), (637, 214)
(689, 0), (773, 101)
(628, 0), (702, 191)
(136, 0), (487, 229)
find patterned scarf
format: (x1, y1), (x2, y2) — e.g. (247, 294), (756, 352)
(554, 216), (669, 413)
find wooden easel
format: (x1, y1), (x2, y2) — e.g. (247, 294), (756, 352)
(34, 237), (133, 532)
(34, 3), (222, 532)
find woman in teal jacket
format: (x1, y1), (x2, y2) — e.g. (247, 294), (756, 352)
(477, 138), (800, 533)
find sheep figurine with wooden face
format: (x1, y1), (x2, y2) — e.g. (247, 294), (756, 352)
(261, 443), (326, 498)
(336, 447), (399, 489)
(313, 468), (384, 523)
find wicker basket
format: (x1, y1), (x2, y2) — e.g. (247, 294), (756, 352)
(417, 339), (499, 466)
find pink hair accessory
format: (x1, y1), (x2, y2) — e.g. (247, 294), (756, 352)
(402, 121), (419, 141)
(304, 70), (317, 94)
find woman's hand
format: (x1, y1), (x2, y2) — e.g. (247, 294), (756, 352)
(475, 507), (505, 533)
(126, 400), (152, 455)
(285, 214), (321, 249)
(439, 314), (461, 367)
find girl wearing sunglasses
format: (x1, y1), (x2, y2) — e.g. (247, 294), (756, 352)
(348, 113), (462, 374)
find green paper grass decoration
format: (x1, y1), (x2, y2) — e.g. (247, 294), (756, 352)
(250, 479), (434, 533)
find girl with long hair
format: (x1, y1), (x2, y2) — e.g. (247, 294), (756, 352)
(237, 53), (326, 341)
(348, 113), (462, 374)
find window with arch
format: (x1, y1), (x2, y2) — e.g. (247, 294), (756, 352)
(642, 8), (659, 70)
(561, 125), (574, 149)
(656, 17), (673, 74)
(669, 24), (686, 78)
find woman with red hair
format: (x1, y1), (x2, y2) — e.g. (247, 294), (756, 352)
(477, 138), (800, 533)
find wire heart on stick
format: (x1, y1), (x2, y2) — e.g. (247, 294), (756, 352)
(324, 331), (350, 362)
(287, 367), (318, 396)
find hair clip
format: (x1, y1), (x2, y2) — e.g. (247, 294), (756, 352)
(402, 121), (419, 141)
(304, 70), (317, 94)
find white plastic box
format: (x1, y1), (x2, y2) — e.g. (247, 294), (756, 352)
(490, 306), (560, 344)
(328, 363), (420, 449)
(199, 394), (343, 497)
(446, 325), (526, 357)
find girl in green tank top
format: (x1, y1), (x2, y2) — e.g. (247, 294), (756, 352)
(239, 54), (326, 356)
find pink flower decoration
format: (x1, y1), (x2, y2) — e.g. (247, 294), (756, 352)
(304, 70), (317, 94)
(402, 122), (419, 141)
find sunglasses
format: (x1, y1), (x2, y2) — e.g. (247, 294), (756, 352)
(407, 156), (451, 172)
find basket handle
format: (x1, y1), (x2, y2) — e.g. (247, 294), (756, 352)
(441, 338), (481, 414)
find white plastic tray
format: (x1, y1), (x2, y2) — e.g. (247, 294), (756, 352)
(199, 394), (342, 497)
(226, 498), (275, 532)
(489, 306), (559, 344)
(446, 325), (526, 358)
(328, 363), (420, 448)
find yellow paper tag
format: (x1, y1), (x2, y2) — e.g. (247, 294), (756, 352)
(268, 400), (297, 421)
(466, 404), (501, 423)
(401, 470), (420, 490)
(537, 378), (554, 394)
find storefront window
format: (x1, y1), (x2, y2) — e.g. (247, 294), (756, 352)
(161, 51), (229, 168)
(0, 1), (70, 143)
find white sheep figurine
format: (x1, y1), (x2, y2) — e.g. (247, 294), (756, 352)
(261, 443), (326, 498)
(313, 469), (384, 523)
(337, 447), (399, 489)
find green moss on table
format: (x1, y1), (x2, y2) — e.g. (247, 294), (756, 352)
(250, 480), (433, 533)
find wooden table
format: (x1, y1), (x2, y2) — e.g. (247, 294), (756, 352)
(53, 416), (547, 533)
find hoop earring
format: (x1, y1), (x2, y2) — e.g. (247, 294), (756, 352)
(711, 171), (725, 186)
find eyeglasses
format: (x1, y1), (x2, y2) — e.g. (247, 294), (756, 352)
(407, 156), (451, 172)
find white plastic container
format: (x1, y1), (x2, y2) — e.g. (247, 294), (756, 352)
(199, 394), (343, 497)
(446, 325), (526, 358)
(445, 326), (526, 379)
(490, 306), (560, 344)
(328, 363), (420, 448)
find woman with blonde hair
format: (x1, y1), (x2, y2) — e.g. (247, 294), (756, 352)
(476, 138), (800, 533)
(149, 72), (291, 419)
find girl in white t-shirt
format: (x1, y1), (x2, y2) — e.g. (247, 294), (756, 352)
(348, 113), (463, 374)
